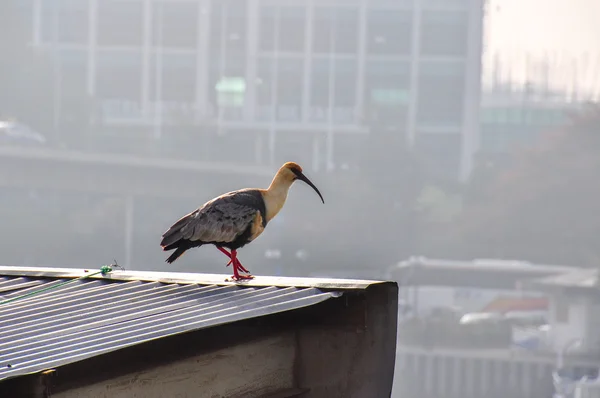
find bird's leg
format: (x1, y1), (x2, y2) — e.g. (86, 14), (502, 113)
(217, 246), (250, 274)
(216, 247), (250, 273)
(233, 256), (249, 273)
(231, 250), (253, 280)
(233, 259), (250, 274)
(216, 247), (233, 267)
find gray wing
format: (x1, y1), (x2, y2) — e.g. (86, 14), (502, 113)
(161, 193), (259, 246)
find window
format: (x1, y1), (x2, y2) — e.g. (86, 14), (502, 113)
(97, 0), (143, 47)
(312, 7), (359, 54)
(416, 61), (465, 126)
(210, 0), (247, 57)
(149, 53), (196, 103)
(310, 59), (330, 110)
(208, 55), (246, 121)
(420, 10), (468, 57)
(259, 6), (306, 53)
(276, 58), (304, 122)
(366, 9), (412, 55)
(309, 58), (357, 123)
(258, 7), (276, 52)
(333, 59), (357, 109)
(96, 50), (142, 101)
(58, 49), (88, 125)
(151, 2), (198, 49)
(255, 57), (276, 120)
(279, 7), (306, 53)
(255, 57), (304, 122)
(41, 0), (89, 45)
(59, 49), (87, 100)
(365, 60), (410, 126)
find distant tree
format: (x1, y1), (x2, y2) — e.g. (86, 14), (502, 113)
(450, 104), (600, 265)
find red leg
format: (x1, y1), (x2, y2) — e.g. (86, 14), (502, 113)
(231, 250), (253, 280)
(216, 247), (234, 267)
(234, 257), (249, 273)
(216, 247), (249, 273)
(233, 258), (250, 274)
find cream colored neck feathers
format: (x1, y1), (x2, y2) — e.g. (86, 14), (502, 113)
(261, 167), (296, 222)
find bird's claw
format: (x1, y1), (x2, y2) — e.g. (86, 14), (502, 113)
(231, 274), (254, 281)
(225, 260), (250, 273)
(238, 265), (250, 273)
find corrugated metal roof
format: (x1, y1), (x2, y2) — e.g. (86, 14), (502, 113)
(0, 266), (383, 290)
(0, 268), (356, 382)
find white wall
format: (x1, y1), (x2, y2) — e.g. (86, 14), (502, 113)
(548, 295), (587, 352)
(584, 302), (600, 351)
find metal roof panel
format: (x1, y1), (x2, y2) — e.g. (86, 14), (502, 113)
(0, 266), (385, 290)
(0, 269), (349, 381)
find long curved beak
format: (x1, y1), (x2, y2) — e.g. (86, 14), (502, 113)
(296, 171), (325, 204)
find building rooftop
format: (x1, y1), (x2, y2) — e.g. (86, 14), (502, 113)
(390, 257), (579, 290)
(521, 268), (600, 295)
(0, 266), (386, 382)
(481, 296), (549, 313)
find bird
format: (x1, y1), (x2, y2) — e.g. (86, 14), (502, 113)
(160, 162), (324, 280)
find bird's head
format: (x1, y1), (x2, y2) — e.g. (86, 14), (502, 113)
(278, 162), (324, 204)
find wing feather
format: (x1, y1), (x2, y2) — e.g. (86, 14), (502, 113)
(161, 190), (262, 247)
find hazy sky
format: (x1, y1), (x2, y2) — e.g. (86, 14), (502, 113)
(484, 0), (600, 97)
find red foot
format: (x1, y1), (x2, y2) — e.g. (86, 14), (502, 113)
(231, 273), (254, 281)
(217, 247), (250, 273)
(231, 254), (253, 280)
(216, 247), (253, 279)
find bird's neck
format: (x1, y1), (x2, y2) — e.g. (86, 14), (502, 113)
(263, 173), (294, 222)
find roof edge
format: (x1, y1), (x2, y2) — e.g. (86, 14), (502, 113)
(392, 261), (581, 275)
(0, 266), (391, 290)
(517, 269), (600, 296)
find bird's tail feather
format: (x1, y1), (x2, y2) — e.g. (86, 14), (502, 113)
(163, 239), (203, 264)
(162, 241), (179, 251)
(165, 246), (188, 264)
(160, 211), (196, 248)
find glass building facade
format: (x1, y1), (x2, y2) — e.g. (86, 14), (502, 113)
(28, 0), (483, 179)
(480, 103), (571, 153)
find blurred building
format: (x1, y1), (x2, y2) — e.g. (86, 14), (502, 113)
(389, 257), (600, 398)
(26, 0), (483, 180)
(476, 82), (582, 171)
(481, 88), (572, 153)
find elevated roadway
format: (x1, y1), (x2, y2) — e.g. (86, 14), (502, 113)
(0, 146), (274, 268)
(0, 146), (273, 198)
